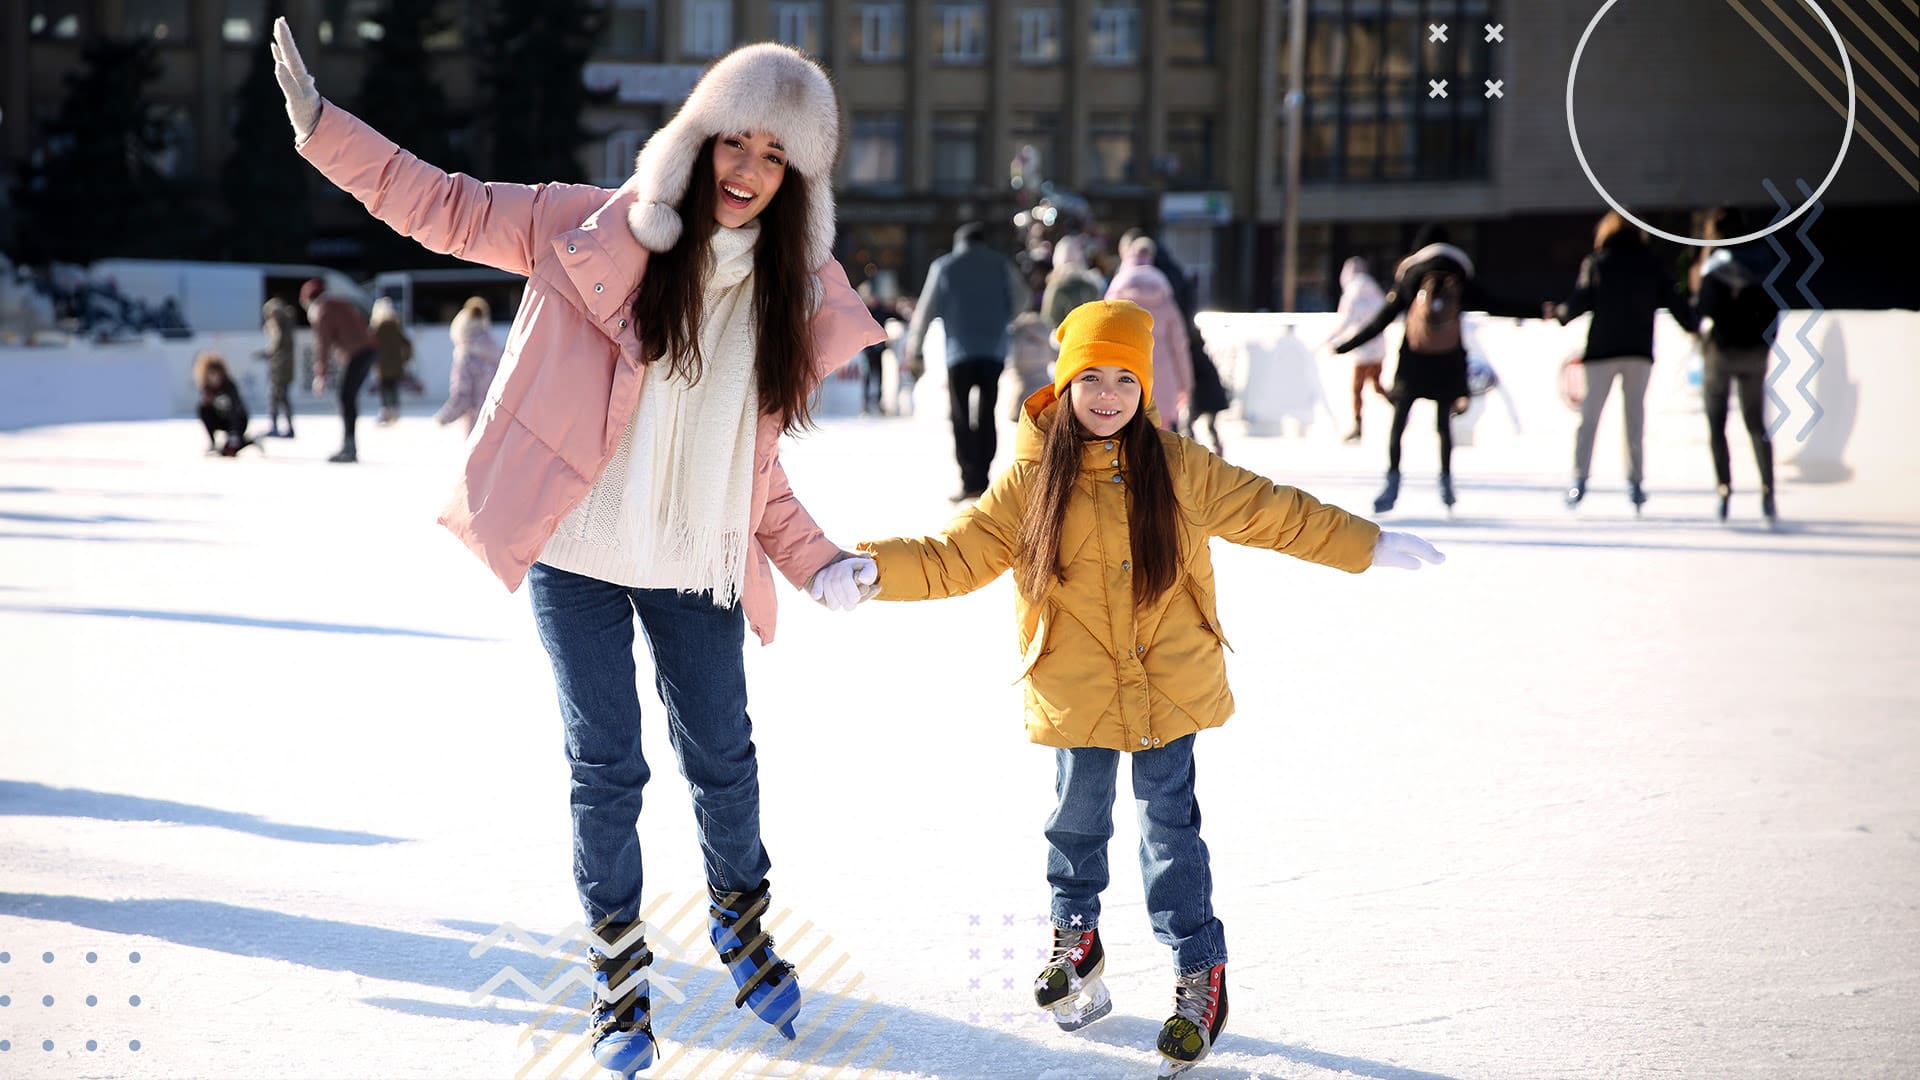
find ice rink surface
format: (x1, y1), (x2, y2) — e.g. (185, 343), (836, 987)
(2, 393), (1916, 1079)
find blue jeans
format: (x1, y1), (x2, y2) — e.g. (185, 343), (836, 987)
(1044, 736), (1228, 974)
(527, 563), (772, 927)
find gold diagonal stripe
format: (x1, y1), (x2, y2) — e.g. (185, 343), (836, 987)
(1724, 0), (1919, 188)
(1757, 0), (1919, 147)
(1870, 0), (1920, 42)
(1832, 0), (1919, 80)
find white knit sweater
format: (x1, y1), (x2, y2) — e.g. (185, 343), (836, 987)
(537, 223), (761, 600)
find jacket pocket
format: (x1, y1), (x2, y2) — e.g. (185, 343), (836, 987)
(1015, 606), (1053, 683)
(1184, 580), (1233, 652)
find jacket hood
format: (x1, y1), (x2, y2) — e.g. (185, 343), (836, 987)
(626, 43), (840, 269)
(1106, 262), (1173, 304)
(1395, 242), (1475, 279)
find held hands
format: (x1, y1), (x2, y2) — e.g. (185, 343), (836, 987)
(807, 553), (878, 611)
(1371, 530), (1445, 571)
(270, 17), (323, 141)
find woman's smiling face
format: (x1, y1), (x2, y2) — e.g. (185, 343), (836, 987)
(1069, 365), (1142, 438)
(711, 131), (787, 228)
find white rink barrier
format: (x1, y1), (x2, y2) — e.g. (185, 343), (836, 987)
(4, 311), (1916, 489)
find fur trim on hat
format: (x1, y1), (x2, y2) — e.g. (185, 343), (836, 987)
(627, 43), (841, 270)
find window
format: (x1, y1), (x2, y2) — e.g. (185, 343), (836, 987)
(607, 0), (658, 56)
(935, 3), (987, 64)
(29, 0), (85, 39)
(933, 112), (982, 191)
(1089, 0), (1139, 65)
(1287, 0), (1493, 183)
(848, 112), (904, 188)
(772, 1), (824, 55)
(1166, 113), (1215, 185)
(151, 106), (196, 177)
(683, 0), (732, 58)
(317, 0), (380, 46)
(128, 0), (193, 41)
(222, 0), (264, 43)
(600, 126), (655, 187)
(1016, 7), (1061, 64)
(1010, 110), (1058, 191)
(1170, 0), (1214, 63)
(854, 3), (905, 61)
(1087, 112), (1137, 186)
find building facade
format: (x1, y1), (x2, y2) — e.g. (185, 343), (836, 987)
(6, 1), (1914, 309)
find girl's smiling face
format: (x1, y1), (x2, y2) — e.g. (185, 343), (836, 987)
(712, 131), (787, 228)
(1069, 365), (1142, 438)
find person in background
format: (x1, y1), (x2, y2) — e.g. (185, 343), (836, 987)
(1103, 236), (1192, 430)
(856, 280), (892, 415)
(1117, 228), (1230, 456)
(1041, 234), (1106, 332)
(369, 296), (414, 426)
(904, 221), (1032, 501)
(256, 297), (297, 437)
(1546, 211), (1697, 511)
(435, 295), (503, 437)
(1689, 206), (1781, 523)
(1325, 257), (1391, 444)
(300, 277), (378, 463)
(193, 351), (256, 457)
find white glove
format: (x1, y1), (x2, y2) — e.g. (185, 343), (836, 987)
(270, 17), (323, 141)
(1371, 530), (1445, 570)
(808, 556), (878, 611)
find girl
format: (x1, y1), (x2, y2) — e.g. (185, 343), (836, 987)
(192, 351), (255, 456)
(813, 300), (1443, 1074)
(434, 295), (503, 437)
(1546, 212), (1696, 511)
(271, 23), (884, 1076)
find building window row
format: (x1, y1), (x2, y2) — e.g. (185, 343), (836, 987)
(846, 110), (1218, 192)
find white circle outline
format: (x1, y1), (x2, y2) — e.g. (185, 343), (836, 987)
(1566, 0), (1855, 248)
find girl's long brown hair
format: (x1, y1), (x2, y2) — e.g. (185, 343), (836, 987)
(1016, 394), (1183, 607)
(629, 136), (820, 434)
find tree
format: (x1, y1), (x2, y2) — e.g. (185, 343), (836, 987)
(12, 36), (199, 264)
(475, 0), (614, 185)
(220, 3), (314, 263)
(353, 0), (467, 268)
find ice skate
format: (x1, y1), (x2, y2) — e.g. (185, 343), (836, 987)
(1761, 489), (1778, 527)
(1716, 484), (1731, 522)
(1372, 470), (1401, 514)
(1156, 963), (1228, 1077)
(587, 923), (656, 1077)
(1565, 479), (1585, 508)
(708, 879), (802, 1039)
(1439, 473), (1456, 512)
(1033, 924), (1110, 1032)
(1628, 481), (1646, 515)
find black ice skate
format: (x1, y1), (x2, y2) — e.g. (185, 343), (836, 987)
(1033, 924), (1110, 1032)
(1156, 962), (1228, 1077)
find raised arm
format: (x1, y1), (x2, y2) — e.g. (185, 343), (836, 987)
(272, 17), (606, 277)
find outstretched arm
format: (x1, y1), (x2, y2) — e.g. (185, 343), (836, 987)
(1333, 285), (1409, 354)
(272, 17), (606, 277)
(1551, 254), (1597, 324)
(857, 465), (1031, 600)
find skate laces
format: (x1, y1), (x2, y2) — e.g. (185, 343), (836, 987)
(1171, 966), (1221, 1028)
(1045, 927), (1092, 970)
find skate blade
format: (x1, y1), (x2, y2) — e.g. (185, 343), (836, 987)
(1051, 992), (1112, 1032)
(1156, 1054), (1202, 1078)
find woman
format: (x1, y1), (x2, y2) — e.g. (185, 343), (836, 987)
(1102, 236), (1193, 429)
(272, 23), (883, 1075)
(1326, 257), (1390, 444)
(1547, 211), (1695, 511)
(192, 351), (254, 456)
(434, 295), (503, 436)
(1690, 207), (1781, 523)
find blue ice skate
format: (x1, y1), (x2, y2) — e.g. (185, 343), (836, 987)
(588, 927), (655, 1077)
(708, 879), (802, 1039)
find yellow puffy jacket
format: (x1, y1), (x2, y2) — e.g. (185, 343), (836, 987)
(861, 395), (1380, 752)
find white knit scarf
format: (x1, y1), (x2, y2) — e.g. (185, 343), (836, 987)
(543, 222), (761, 605)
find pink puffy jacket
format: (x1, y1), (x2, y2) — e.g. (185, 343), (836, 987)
(296, 103), (885, 643)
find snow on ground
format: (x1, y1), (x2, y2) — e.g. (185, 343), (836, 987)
(1, 394), (1916, 1080)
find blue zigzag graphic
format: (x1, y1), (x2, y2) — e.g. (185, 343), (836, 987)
(1759, 180), (1796, 440)
(1790, 178), (1827, 443)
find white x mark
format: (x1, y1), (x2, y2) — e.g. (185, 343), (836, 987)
(1428, 23), (1449, 43)
(1484, 79), (1504, 99)
(1485, 23), (1504, 43)
(1429, 79), (1450, 98)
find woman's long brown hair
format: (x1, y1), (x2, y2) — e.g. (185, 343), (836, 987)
(1016, 393), (1183, 607)
(629, 136), (819, 434)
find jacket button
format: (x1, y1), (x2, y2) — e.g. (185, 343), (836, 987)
(1105, 441), (1114, 450)
(1110, 458), (1119, 466)
(567, 243), (576, 253)
(594, 283), (604, 293)
(1135, 645), (1145, 655)
(1141, 736), (1150, 746)
(618, 318), (627, 328)
(1122, 560), (1131, 570)
(1111, 474), (1122, 483)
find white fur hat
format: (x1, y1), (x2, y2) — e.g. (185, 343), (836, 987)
(627, 43), (841, 269)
